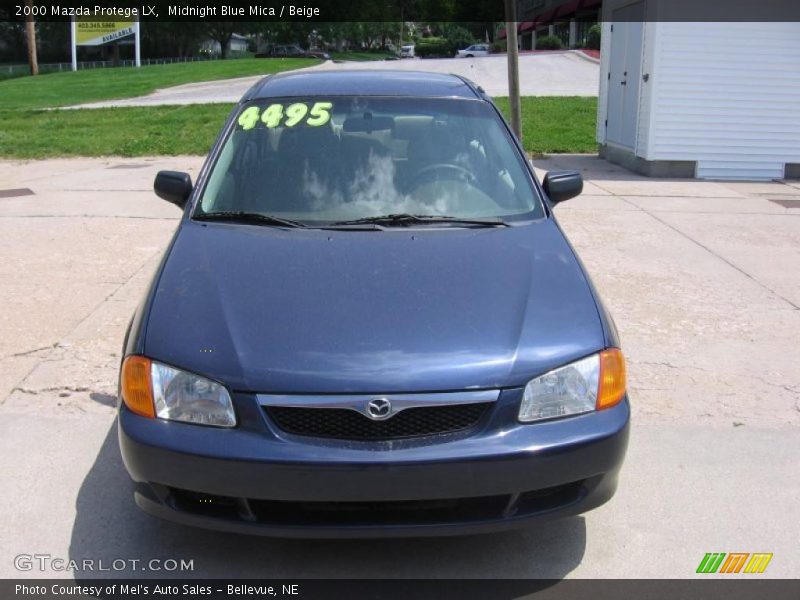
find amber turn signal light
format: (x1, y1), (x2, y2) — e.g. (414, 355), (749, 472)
(597, 348), (626, 410)
(121, 355), (155, 418)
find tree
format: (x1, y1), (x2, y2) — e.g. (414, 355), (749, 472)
(141, 22), (205, 58)
(255, 22), (314, 49)
(0, 20), (27, 64)
(36, 22), (70, 62)
(205, 22), (237, 59)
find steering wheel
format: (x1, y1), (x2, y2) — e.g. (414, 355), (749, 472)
(408, 163), (476, 192)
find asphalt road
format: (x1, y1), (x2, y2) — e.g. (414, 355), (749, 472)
(72, 51), (600, 109)
(0, 156), (798, 579)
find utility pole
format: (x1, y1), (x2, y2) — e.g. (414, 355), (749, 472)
(24, 0), (39, 76)
(399, 5), (404, 47)
(504, 0), (521, 141)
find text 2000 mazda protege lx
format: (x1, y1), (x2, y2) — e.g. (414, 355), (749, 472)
(118, 71), (629, 537)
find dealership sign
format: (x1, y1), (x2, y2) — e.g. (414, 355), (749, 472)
(70, 17), (141, 70)
(75, 20), (136, 46)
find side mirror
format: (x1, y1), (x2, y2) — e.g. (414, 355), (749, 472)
(154, 171), (192, 209)
(543, 170), (583, 206)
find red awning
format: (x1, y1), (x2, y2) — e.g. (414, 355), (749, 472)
(533, 7), (557, 24)
(525, 0), (599, 32)
(555, 0), (581, 19)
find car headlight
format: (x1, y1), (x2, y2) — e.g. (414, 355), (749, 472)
(121, 356), (236, 427)
(518, 349), (626, 423)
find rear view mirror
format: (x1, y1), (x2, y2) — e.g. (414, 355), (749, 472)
(543, 170), (583, 205)
(154, 171), (192, 209)
(343, 115), (394, 133)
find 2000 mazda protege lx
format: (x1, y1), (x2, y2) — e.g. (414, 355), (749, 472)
(118, 71), (629, 537)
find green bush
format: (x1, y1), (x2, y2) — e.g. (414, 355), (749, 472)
(586, 24), (601, 50)
(536, 35), (563, 50)
(444, 26), (476, 54)
(416, 27), (479, 58)
(415, 38), (452, 58)
(491, 40), (506, 53)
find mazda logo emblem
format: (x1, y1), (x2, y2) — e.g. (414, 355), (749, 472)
(366, 398), (392, 420)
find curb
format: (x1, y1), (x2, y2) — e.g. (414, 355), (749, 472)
(571, 49), (600, 64)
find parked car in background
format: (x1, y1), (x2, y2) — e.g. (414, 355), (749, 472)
(399, 44), (415, 58)
(457, 44), (491, 58)
(257, 44), (330, 60)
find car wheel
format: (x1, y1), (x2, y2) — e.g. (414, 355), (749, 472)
(466, 54), (473, 58)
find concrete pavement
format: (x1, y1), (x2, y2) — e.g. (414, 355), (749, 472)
(71, 52), (599, 109)
(0, 156), (798, 579)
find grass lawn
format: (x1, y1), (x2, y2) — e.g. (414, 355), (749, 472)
(0, 105), (233, 158)
(494, 96), (598, 154)
(330, 51), (396, 62)
(0, 58), (318, 111)
(0, 96), (597, 159)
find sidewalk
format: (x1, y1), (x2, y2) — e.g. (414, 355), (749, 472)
(534, 154), (800, 425)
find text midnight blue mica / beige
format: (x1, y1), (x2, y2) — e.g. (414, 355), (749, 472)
(168, 5), (321, 17)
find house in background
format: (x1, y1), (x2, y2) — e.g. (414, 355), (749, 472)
(199, 33), (250, 57)
(598, 0), (800, 180)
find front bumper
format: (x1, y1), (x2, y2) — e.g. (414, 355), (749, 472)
(119, 389), (630, 538)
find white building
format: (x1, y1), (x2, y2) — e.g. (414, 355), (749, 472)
(200, 34), (250, 57)
(597, 0), (800, 180)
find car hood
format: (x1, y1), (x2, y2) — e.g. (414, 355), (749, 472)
(144, 220), (604, 393)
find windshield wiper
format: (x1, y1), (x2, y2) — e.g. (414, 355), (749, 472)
(330, 214), (508, 228)
(193, 211), (307, 228)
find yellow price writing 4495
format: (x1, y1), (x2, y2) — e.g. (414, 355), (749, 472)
(237, 102), (333, 131)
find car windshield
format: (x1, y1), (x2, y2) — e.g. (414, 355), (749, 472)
(197, 96), (543, 224)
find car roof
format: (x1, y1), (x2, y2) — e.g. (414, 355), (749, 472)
(243, 70), (483, 101)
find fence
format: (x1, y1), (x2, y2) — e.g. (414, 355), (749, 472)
(0, 55), (240, 80)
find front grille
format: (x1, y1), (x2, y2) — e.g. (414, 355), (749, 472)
(266, 402), (491, 440)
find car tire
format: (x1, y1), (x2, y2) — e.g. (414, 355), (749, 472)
(466, 54), (473, 58)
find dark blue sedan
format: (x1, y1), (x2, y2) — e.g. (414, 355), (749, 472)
(118, 70), (629, 537)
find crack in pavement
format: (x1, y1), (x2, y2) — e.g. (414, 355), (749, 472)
(630, 360), (710, 372)
(631, 361), (799, 395)
(599, 192), (800, 311)
(2, 246), (166, 406)
(643, 209), (800, 311)
(9, 343), (58, 357)
(13, 385), (91, 395)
